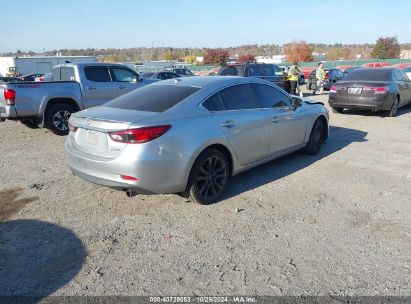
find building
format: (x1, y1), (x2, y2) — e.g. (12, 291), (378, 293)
(0, 56), (97, 76)
(255, 55), (287, 64)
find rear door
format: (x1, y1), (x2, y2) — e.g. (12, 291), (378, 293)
(82, 66), (118, 108)
(397, 70), (411, 103)
(252, 83), (306, 155)
(110, 66), (143, 97)
(393, 70), (409, 105)
(203, 84), (270, 166)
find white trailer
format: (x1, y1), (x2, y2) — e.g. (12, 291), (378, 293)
(0, 56), (97, 76)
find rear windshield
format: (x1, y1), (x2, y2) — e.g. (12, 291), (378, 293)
(218, 66), (243, 76)
(104, 85), (199, 112)
(343, 69), (393, 81)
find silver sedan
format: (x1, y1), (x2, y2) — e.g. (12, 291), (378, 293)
(65, 76), (329, 204)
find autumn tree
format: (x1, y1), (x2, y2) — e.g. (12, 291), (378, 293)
(238, 54), (255, 63)
(184, 55), (197, 64)
(326, 48), (343, 60)
(343, 48), (353, 60)
(284, 41), (314, 62)
(162, 52), (176, 61)
(203, 49), (230, 65)
(371, 36), (401, 59)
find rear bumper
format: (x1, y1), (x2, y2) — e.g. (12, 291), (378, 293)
(0, 105), (17, 119)
(328, 94), (393, 110)
(64, 137), (190, 194)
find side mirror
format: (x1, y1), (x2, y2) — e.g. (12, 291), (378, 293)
(291, 97), (302, 109)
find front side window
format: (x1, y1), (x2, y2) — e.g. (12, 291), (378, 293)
(112, 68), (138, 82)
(219, 84), (260, 110)
(84, 67), (111, 82)
(252, 84), (291, 108)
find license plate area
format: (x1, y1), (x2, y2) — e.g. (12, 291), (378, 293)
(86, 130), (98, 146)
(348, 87), (362, 94)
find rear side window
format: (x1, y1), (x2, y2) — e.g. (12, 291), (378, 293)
(60, 67), (75, 81)
(202, 94), (225, 111)
(84, 67), (111, 82)
(219, 84), (260, 110)
(218, 66), (243, 76)
(247, 65), (260, 76)
(112, 68), (138, 82)
(261, 65), (274, 76)
(252, 84), (291, 108)
(104, 85), (199, 112)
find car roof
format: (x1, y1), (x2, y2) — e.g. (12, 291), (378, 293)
(150, 76), (257, 88)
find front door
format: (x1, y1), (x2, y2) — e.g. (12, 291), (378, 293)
(110, 67), (145, 97)
(252, 83), (306, 155)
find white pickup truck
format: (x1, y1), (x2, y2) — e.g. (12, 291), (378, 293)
(0, 63), (153, 135)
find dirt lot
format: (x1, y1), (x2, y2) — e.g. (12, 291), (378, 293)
(0, 90), (410, 297)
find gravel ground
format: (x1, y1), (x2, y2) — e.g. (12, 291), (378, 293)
(0, 90), (410, 297)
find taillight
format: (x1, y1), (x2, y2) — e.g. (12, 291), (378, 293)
(120, 175), (139, 181)
(109, 125), (171, 144)
(68, 122), (78, 133)
(330, 86), (346, 94)
(363, 86), (388, 94)
(4, 89), (16, 105)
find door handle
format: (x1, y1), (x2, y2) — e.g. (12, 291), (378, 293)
(220, 120), (235, 128)
(118, 85), (126, 89)
(272, 116), (280, 123)
(87, 86), (96, 90)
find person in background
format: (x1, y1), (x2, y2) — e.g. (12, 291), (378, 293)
(314, 62), (325, 95)
(288, 62), (300, 95)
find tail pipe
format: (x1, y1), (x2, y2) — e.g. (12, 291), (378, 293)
(125, 189), (138, 197)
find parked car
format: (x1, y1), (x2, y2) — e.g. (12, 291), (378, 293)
(18, 73), (44, 81)
(0, 63), (150, 134)
(279, 66), (305, 84)
(35, 73), (53, 82)
(217, 63), (290, 92)
(300, 67), (316, 79)
(306, 68), (344, 91)
(0, 76), (19, 83)
(335, 65), (355, 72)
(403, 66), (411, 80)
(168, 68), (194, 77)
(343, 66), (363, 76)
(328, 67), (411, 117)
(142, 71), (181, 80)
(65, 76), (329, 204)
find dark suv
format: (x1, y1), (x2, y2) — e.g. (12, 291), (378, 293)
(217, 63), (289, 92)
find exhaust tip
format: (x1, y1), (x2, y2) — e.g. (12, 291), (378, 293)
(125, 189), (137, 197)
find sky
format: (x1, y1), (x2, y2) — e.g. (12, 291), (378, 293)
(0, 0), (410, 52)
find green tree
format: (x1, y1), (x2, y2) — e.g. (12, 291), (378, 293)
(371, 36), (401, 59)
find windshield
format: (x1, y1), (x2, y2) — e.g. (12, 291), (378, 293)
(104, 85), (200, 112)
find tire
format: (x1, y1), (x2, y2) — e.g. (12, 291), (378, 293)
(299, 76), (305, 85)
(332, 107), (344, 114)
(45, 104), (74, 135)
(386, 97), (399, 117)
(306, 83), (311, 90)
(303, 118), (324, 155)
(184, 149), (230, 205)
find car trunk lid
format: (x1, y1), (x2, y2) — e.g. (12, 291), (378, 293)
(333, 81), (390, 98)
(69, 106), (156, 159)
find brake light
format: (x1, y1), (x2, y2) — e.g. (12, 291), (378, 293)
(120, 175), (139, 181)
(330, 86), (337, 93)
(4, 89), (16, 105)
(363, 86), (388, 94)
(109, 125), (171, 144)
(68, 122), (78, 132)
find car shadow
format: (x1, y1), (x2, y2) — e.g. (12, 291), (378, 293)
(341, 104), (411, 117)
(222, 125), (368, 201)
(0, 219), (87, 301)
